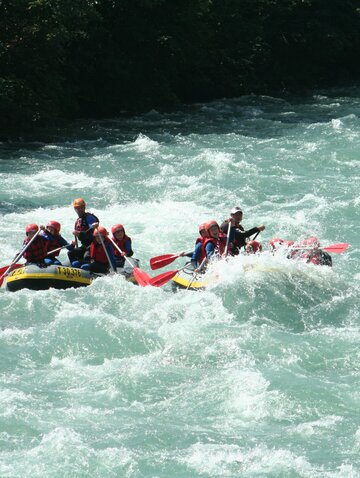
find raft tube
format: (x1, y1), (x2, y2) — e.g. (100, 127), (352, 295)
(171, 265), (214, 290)
(5, 264), (93, 291)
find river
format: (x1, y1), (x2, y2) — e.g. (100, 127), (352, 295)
(1, 90), (359, 477)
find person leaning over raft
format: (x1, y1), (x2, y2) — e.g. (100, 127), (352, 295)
(111, 224), (133, 268)
(41, 221), (74, 265)
(221, 206), (265, 255)
(68, 198), (99, 266)
(22, 224), (48, 264)
(80, 226), (117, 273)
(288, 237), (332, 266)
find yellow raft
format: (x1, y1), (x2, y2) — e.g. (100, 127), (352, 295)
(5, 264), (93, 291)
(6, 262), (139, 292)
(171, 265), (214, 290)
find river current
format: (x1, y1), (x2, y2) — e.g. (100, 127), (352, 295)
(1, 90), (360, 477)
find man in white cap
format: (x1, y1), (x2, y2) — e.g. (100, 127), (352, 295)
(221, 206), (265, 255)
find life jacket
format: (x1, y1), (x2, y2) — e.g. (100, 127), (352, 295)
(112, 235), (132, 257)
(201, 234), (226, 259)
(90, 237), (112, 264)
(195, 236), (204, 245)
(42, 231), (63, 257)
(23, 236), (48, 262)
(75, 212), (99, 246)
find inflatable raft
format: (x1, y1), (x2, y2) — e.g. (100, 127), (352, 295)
(171, 265), (215, 290)
(5, 260), (139, 292)
(5, 264), (93, 291)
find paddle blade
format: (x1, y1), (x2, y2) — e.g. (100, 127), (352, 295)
(0, 263), (23, 287)
(150, 270), (178, 287)
(323, 243), (349, 254)
(133, 267), (151, 287)
(150, 254), (179, 270)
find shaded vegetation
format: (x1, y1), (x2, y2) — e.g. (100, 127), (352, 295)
(1, 0), (360, 135)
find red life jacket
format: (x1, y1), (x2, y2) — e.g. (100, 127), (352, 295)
(43, 232), (63, 257)
(90, 237), (112, 264)
(74, 212), (98, 232)
(201, 234), (226, 259)
(23, 236), (48, 262)
(112, 235), (131, 258)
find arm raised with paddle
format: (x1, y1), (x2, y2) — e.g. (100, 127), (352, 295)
(0, 227), (41, 287)
(109, 236), (152, 287)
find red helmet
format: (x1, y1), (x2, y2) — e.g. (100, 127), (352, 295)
(269, 237), (284, 250)
(46, 220), (61, 234)
(246, 240), (262, 253)
(198, 223), (207, 233)
(94, 226), (108, 237)
(73, 198), (86, 208)
(25, 223), (39, 233)
(205, 221), (220, 238)
(111, 224), (124, 235)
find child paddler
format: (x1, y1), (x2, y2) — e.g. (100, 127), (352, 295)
(80, 226), (117, 273)
(22, 224), (48, 264)
(189, 223), (209, 269)
(191, 219), (236, 271)
(111, 224), (133, 268)
(41, 221), (73, 265)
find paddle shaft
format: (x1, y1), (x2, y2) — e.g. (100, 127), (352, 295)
(224, 221), (232, 257)
(98, 234), (116, 273)
(108, 236), (135, 269)
(47, 245), (70, 256)
(186, 257), (207, 290)
(0, 229), (41, 286)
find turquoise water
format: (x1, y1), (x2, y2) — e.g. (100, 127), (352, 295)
(1, 91), (360, 477)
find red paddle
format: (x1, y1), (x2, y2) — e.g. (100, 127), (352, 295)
(150, 251), (192, 270)
(291, 243), (349, 254)
(149, 265), (191, 287)
(322, 243), (349, 254)
(108, 236), (151, 287)
(149, 270), (178, 287)
(133, 268), (152, 287)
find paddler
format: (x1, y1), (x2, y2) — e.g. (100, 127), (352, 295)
(288, 237), (332, 266)
(80, 226), (117, 273)
(221, 206), (265, 255)
(111, 224), (134, 268)
(201, 219), (236, 263)
(41, 221), (74, 265)
(189, 223), (209, 269)
(68, 198), (99, 266)
(22, 224), (48, 264)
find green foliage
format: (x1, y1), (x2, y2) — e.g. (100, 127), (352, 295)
(1, 0), (360, 136)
